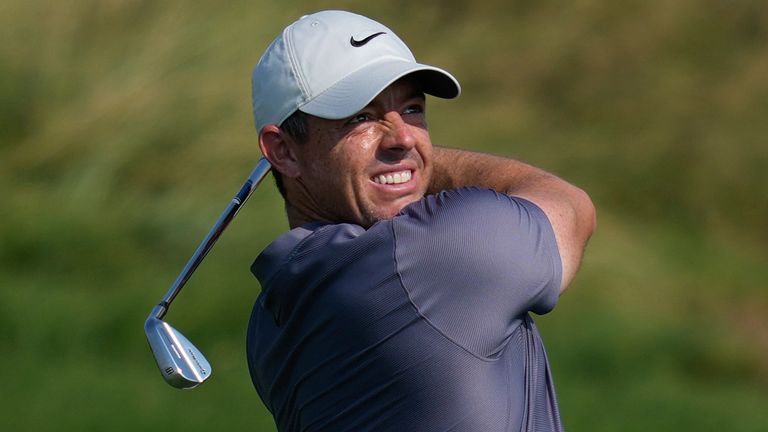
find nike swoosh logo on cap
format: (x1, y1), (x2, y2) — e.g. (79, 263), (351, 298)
(350, 32), (386, 47)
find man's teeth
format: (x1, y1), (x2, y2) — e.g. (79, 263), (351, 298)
(373, 170), (412, 185)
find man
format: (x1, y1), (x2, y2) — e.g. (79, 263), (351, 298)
(247, 10), (595, 432)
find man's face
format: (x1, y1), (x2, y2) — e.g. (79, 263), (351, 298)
(290, 78), (432, 227)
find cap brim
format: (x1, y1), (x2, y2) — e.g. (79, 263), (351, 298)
(299, 59), (460, 120)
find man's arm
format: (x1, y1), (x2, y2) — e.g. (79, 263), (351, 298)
(429, 147), (596, 293)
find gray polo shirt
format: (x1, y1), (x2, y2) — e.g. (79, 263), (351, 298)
(247, 187), (564, 432)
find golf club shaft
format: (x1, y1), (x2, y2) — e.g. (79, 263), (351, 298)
(151, 157), (272, 320)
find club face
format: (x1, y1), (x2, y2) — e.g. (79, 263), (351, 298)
(144, 317), (212, 389)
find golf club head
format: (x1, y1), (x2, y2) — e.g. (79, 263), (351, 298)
(145, 317), (212, 389)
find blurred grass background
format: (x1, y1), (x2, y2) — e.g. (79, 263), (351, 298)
(1, 0), (766, 430)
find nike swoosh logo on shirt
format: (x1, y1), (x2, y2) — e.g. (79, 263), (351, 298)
(350, 32), (386, 47)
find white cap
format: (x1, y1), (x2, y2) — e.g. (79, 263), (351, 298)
(251, 10), (461, 132)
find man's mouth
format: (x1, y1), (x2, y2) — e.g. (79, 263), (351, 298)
(372, 170), (412, 185)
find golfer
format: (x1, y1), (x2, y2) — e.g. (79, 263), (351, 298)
(246, 10), (595, 432)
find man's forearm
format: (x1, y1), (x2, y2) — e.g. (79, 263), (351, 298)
(429, 146), (557, 196)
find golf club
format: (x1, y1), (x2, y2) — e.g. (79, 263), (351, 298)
(145, 157), (272, 389)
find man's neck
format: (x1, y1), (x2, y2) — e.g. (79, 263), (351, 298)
(285, 201), (322, 229)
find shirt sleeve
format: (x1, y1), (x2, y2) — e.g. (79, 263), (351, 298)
(392, 187), (563, 358)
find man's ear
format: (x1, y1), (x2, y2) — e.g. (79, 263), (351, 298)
(259, 125), (301, 178)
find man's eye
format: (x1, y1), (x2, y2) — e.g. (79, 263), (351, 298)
(348, 113), (372, 124)
(403, 104), (424, 115)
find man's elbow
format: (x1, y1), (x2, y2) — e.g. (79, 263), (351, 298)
(573, 186), (597, 243)
(556, 188), (595, 293)
(552, 184), (596, 293)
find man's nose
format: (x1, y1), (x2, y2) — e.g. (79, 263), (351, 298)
(380, 112), (417, 152)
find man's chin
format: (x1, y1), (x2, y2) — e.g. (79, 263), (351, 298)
(375, 196), (422, 220)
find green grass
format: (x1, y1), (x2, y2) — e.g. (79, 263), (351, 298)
(2, 0), (767, 430)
